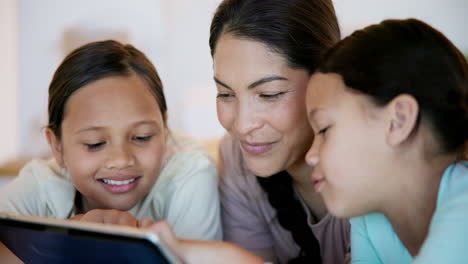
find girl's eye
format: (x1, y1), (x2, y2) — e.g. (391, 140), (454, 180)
(259, 92), (285, 99)
(85, 142), (105, 150)
(318, 126), (329, 135)
(133, 135), (153, 142)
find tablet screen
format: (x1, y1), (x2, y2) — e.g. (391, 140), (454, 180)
(0, 217), (175, 264)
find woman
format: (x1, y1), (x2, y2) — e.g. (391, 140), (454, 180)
(210, 0), (349, 263)
(149, 17), (468, 264)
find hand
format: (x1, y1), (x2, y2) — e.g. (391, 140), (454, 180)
(138, 218), (157, 228)
(148, 221), (180, 252)
(147, 221), (263, 264)
(68, 209), (140, 227)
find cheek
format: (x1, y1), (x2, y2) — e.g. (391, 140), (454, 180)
(62, 144), (98, 173)
(321, 130), (372, 193)
(216, 101), (236, 131)
(319, 134), (352, 184)
(274, 97), (309, 134)
(139, 140), (166, 172)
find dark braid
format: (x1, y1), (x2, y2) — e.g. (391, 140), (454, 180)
(257, 171), (322, 264)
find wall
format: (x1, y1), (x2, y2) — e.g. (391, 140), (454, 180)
(0, 0), (467, 162)
(334, 0), (468, 52)
(0, 0), (18, 164)
(16, 0), (224, 159)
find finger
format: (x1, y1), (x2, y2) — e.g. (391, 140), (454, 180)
(80, 209), (106, 223)
(115, 212), (138, 227)
(68, 214), (84, 221)
(149, 221), (176, 244)
(138, 218), (155, 228)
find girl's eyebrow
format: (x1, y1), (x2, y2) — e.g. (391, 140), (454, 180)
(308, 108), (330, 124)
(75, 120), (160, 134)
(132, 120), (159, 127)
(76, 126), (105, 134)
(214, 75), (288, 90)
(308, 108), (321, 122)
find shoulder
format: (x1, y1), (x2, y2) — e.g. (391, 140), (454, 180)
(218, 134), (263, 200)
(17, 158), (71, 184)
(350, 213), (393, 237)
(436, 161), (468, 206)
(218, 134), (255, 186)
(156, 132), (218, 187)
(321, 214), (351, 236)
(414, 161), (468, 263)
(351, 213), (412, 263)
(428, 161), (468, 230)
(350, 213), (398, 250)
(0, 159), (75, 217)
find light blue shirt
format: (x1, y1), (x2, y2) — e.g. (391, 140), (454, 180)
(351, 161), (468, 264)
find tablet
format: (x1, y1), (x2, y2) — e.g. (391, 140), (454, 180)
(0, 213), (181, 264)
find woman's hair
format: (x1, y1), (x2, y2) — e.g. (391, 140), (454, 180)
(47, 40), (167, 139)
(257, 172), (320, 264)
(210, 0), (341, 263)
(318, 18), (468, 157)
(209, 0), (340, 73)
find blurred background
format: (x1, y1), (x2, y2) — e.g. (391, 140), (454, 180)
(0, 0), (467, 173)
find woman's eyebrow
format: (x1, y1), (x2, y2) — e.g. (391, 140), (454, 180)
(214, 75), (288, 90)
(214, 77), (232, 90)
(247, 76), (288, 89)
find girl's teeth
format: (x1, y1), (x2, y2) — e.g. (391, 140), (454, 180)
(102, 178), (136, 185)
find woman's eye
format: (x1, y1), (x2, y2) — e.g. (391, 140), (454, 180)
(84, 142), (105, 150)
(133, 135), (153, 142)
(216, 93), (234, 99)
(259, 92), (285, 99)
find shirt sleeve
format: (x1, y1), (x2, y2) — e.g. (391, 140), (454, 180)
(163, 152), (222, 241)
(219, 137), (275, 252)
(0, 161), (46, 216)
(350, 217), (383, 264)
(413, 192), (468, 263)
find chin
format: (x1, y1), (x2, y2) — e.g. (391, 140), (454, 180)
(247, 162), (281, 177)
(109, 201), (137, 212)
(324, 198), (353, 218)
(328, 202), (368, 219)
(244, 155), (284, 177)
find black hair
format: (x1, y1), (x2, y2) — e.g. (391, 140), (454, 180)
(319, 18), (468, 157)
(210, 0), (340, 73)
(257, 171), (321, 264)
(210, 1), (341, 262)
(47, 40), (167, 139)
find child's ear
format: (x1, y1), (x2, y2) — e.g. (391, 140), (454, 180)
(385, 94), (419, 147)
(45, 128), (65, 168)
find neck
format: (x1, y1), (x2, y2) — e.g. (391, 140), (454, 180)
(382, 153), (456, 256)
(288, 160), (328, 221)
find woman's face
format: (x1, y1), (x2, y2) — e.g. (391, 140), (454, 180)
(213, 34), (313, 176)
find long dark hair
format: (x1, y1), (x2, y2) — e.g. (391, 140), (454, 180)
(47, 40), (167, 139)
(319, 18), (468, 157)
(210, 0), (340, 263)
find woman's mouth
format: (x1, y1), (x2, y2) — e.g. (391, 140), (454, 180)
(240, 141), (276, 155)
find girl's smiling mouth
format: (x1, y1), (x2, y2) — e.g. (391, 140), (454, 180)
(98, 176), (141, 194)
